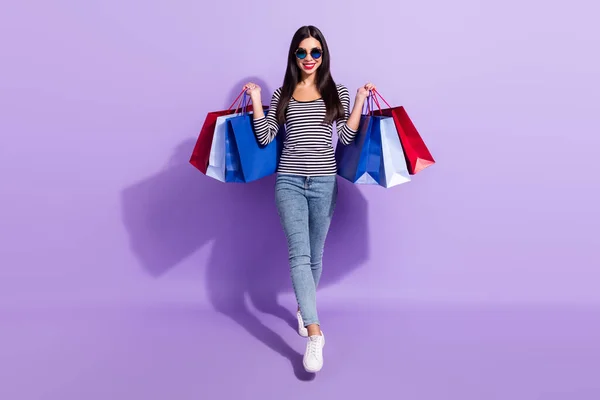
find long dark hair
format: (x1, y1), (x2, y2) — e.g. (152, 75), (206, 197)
(276, 25), (345, 125)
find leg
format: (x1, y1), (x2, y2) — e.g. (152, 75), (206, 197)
(295, 177), (335, 373)
(307, 176), (338, 289)
(303, 175), (337, 337)
(275, 175), (319, 328)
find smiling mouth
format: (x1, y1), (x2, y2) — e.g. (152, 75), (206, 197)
(303, 63), (316, 70)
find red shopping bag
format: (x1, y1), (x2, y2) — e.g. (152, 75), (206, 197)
(189, 89), (267, 174)
(370, 90), (435, 175)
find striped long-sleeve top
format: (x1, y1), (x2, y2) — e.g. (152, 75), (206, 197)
(252, 83), (358, 177)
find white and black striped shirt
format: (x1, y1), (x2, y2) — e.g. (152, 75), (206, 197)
(253, 84), (358, 177)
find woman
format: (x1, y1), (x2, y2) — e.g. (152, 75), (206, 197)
(244, 25), (375, 373)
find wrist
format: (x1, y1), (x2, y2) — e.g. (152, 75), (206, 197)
(249, 91), (262, 102)
(355, 93), (368, 103)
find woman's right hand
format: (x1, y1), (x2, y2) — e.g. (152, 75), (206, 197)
(243, 82), (265, 119)
(244, 82), (262, 98)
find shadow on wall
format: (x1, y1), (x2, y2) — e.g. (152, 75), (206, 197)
(120, 78), (370, 379)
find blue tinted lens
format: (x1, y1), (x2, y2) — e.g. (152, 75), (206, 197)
(311, 49), (322, 59)
(296, 48), (307, 59)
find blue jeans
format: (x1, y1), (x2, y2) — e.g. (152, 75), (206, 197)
(275, 174), (338, 327)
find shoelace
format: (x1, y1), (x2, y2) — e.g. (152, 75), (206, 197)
(308, 337), (321, 358)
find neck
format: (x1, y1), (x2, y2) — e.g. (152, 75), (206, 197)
(298, 72), (317, 87)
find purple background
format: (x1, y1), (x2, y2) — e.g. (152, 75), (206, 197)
(2, 0), (599, 399)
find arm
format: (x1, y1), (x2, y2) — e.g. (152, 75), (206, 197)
(250, 88), (282, 146)
(336, 85), (368, 145)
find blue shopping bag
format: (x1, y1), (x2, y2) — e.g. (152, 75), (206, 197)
(224, 123), (246, 183)
(224, 93), (283, 183)
(336, 95), (386, 185)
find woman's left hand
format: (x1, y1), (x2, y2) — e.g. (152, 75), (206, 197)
(357, 82), (376, 100)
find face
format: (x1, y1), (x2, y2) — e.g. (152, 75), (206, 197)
(295, 37), (323, 76)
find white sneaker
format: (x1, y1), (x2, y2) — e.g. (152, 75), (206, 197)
(303, 332), (325, 373)
(297, 311), (308, 337)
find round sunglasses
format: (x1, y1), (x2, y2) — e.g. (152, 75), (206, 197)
(295, 47), (322, 60)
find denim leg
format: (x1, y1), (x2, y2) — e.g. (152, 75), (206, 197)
(307, 176), (338, 289)
(275, 175), (318, 326)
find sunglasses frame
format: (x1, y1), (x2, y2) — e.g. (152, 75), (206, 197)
(295, 47), (323, 60)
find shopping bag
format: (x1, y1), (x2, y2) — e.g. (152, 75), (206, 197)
(379, 117), (411, 187)
(336, 113), (385, 185)
(207, 92), (283, 183)
(227, 114), (283, 183)
(371, 90), (435, 175)
(206, 112), (242, 182)
(189, 89), (267, 174)
(224, 122), (246, 183)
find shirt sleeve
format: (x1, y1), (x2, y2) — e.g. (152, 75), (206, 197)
(336, 84), (359, 145)
(252, 88), (282, 146)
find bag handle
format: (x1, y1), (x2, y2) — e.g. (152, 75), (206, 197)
(238, 92), (248, 115)
(230, 91), (255, 115)
(364, 90), (383, 116)
(227, 89), (246, 111)
(371, 89), (392, 109)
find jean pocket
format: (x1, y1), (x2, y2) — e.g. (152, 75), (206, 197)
(275, 174), (294, 188)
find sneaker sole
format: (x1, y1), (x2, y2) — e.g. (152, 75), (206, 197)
(303, 362), (322, 373)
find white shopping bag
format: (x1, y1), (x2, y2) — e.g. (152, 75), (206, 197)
(206, 112), (243, 182)
(379, 117), (411, 188)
